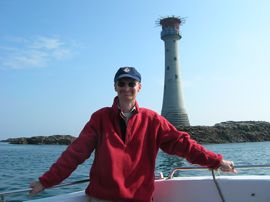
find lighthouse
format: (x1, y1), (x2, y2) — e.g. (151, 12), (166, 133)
(159, 16), (190, 126)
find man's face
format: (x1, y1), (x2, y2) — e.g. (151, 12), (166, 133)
(114, 78), (141, 102)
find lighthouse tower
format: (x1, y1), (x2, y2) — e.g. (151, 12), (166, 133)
(159, 16), (190, 126)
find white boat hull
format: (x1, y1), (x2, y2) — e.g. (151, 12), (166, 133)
(153, 175), (270, 202)
(25, 175), (270, 202)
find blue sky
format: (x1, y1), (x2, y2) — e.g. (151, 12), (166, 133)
(1, 0), (270, 139)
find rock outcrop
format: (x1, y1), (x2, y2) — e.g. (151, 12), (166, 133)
(3, 135), (76, 145)
(177, 121), (270, 144)
(2, 121), (270, 145)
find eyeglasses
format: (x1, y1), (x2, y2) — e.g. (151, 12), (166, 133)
(117, 81), (137, 88)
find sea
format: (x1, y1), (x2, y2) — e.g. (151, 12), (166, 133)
(1, 141), (270, 202)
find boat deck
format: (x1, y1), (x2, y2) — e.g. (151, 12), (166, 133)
(23, 175), (270, 202)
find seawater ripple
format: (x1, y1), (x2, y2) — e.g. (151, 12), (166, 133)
(1, 141), (270, 202)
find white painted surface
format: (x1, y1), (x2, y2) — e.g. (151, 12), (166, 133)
(153, 176), (270, 202)
(24, 176), (270, 202)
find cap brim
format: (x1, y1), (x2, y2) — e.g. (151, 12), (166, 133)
(116, 74), (140, 82)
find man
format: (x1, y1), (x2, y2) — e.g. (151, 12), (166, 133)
(30, 67), (236, 202)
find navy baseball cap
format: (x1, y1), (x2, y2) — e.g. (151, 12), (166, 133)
(114, 67), (141, 83)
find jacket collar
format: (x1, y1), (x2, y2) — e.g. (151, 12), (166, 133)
(112, 96), (140, 114)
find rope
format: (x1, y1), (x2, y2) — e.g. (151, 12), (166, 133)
(211, 169), (225, 202)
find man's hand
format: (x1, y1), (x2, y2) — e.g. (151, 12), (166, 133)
(29, 181), (44, 197)
(219, 159), (237, 173)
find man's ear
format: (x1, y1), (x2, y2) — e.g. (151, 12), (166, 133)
(138, 83), (142, 92)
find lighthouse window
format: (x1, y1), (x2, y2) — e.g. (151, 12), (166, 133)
(166, 48), (169, 52)
(167, 66), (170, 70)
(174, 57), (177, 61)
(175, 74), (178, 79)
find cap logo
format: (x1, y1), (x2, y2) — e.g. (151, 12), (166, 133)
(123, 67), (130, 72)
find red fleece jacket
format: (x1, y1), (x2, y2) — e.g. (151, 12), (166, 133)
(39, 97), (222, 202)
